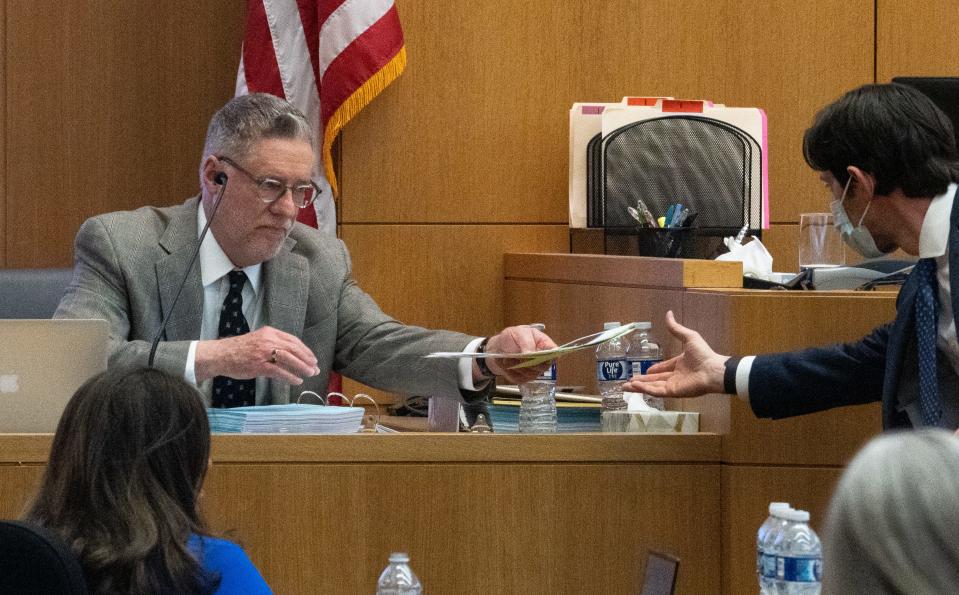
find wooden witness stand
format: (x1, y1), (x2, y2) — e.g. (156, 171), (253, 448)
(0, 255), (896, 594)
(1, 433), (720, 593)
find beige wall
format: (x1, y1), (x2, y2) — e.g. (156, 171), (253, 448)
(1, 0), (956, 392)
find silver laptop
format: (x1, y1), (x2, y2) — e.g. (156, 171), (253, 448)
(0, 319), (108, 432)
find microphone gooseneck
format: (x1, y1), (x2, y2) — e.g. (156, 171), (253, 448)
(148, 173), (229, 368)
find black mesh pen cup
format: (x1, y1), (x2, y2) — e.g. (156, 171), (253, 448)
(636, 227), (697, 258)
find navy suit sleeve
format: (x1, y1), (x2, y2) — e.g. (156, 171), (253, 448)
(748, 323), (890, 419)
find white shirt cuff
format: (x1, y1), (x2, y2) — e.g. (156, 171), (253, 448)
(185, 340), (199, 385)
(459, 337), (487, 391)
(735, 355), (756, 401)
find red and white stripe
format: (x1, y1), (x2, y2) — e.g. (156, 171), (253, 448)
(236, 0), (406, 234)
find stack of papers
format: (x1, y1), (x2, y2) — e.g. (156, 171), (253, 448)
(488, 399), (602, 433)
(208, 404), (364, 434)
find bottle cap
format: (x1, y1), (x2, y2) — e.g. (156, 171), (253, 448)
(786, 509), (810, 522)
(388, 552), (410, 563)
(603, 321), (622, 330)
(634, 321), (652, 330)
(768, 502), (790, 515)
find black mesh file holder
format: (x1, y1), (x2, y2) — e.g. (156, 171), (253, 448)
(593, 116), (763, 237)
(586, 132), (604, 228)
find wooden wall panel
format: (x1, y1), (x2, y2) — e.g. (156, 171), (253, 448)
(207, 462), (723, 595)
(761, 224), (799, 273)
(341, 225), (568, 336)
(342, 0), (873, 225)
(340, 224), (566, 402)
(0, 465), (43, 519)
(4, 2), (244, 267)
(877, 0), (959, 81)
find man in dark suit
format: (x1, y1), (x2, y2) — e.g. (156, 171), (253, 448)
(55, 93), (553, 407)
(625, 83), (959, 429)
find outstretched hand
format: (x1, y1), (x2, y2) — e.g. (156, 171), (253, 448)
(479, 326), (558, 385)
(622, 310), (729, 398)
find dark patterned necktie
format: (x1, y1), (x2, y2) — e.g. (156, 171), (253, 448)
(211, 270), (255, 408)
(914, 258), (942, 426)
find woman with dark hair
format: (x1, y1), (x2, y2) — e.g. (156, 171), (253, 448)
(23, 367), (272, 594)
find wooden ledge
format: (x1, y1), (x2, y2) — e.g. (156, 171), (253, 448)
(0, 433), (721, 464)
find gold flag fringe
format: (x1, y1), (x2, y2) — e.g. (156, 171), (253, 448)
(322, 46), (408, 197)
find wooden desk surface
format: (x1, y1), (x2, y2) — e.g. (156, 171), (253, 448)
(2, 432), (723, 464)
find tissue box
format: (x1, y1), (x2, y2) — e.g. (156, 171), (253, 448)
(601, 409), (700, 433)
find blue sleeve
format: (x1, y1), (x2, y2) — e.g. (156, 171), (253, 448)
(196, 537), (273, 595)
(749, 323), (890, 419)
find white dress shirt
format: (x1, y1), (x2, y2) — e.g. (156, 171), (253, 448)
(185, 206), (484, 401)
(735, 183), (959, 399)
(184, 206), (267, 401)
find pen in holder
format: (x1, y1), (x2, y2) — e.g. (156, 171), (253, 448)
(636, 226), (697, 258)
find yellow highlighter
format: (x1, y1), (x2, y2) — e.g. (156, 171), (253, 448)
(656, 216), (666, 228)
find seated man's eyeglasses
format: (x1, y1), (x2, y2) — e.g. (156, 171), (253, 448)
(216, 156), (321, 209)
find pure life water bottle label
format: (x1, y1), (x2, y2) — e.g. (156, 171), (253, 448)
(778, 557), (822, 582)
(597, 360), (629, 381)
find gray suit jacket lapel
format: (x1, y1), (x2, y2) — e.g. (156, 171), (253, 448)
(262, 235), (309, 404)
(156, 198), (204, 342)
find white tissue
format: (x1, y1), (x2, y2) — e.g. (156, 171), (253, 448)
(716, 236), (774, 280)
(625, 391), (656, 412)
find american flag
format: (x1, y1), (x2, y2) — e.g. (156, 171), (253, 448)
(235, 0), (407, 235)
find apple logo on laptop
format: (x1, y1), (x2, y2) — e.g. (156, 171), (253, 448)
(0, 375), (19, 393)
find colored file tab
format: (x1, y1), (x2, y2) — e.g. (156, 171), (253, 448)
(662, 99), (705, 113)
(625, 97), (661, 106)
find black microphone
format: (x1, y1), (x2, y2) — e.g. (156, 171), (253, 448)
(148, 172), (229, 368)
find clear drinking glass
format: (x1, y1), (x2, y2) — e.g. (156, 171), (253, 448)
(798, 213), (845, 270)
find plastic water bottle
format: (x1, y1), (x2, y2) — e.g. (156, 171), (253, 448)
(757, 503), (791, 594)
(596, 322), (629, 410)
(774, 509), (822, 595)
(764, 510), (792, 595)
(376, 552), (422, 595)
(519, 324), (557, 433)
(627, 321), (664, 410)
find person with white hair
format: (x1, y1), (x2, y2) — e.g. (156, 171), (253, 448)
(822, 428), (959, 594)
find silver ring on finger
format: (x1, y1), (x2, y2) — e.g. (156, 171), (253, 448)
(270, 348), (279, 364)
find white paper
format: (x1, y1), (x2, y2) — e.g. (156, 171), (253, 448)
(425, 323), (637, 369)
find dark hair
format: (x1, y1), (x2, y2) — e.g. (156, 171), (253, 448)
(24, 367), (219, 595)
(803, 83), (959, 197)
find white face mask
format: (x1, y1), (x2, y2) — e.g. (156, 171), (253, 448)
(830, 175), (890, 259)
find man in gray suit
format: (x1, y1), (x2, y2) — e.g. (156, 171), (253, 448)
(55, 93), (553, 406)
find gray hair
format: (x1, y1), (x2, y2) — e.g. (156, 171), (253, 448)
(201, 93), (314, 161)
(823, 429), (959, 594)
